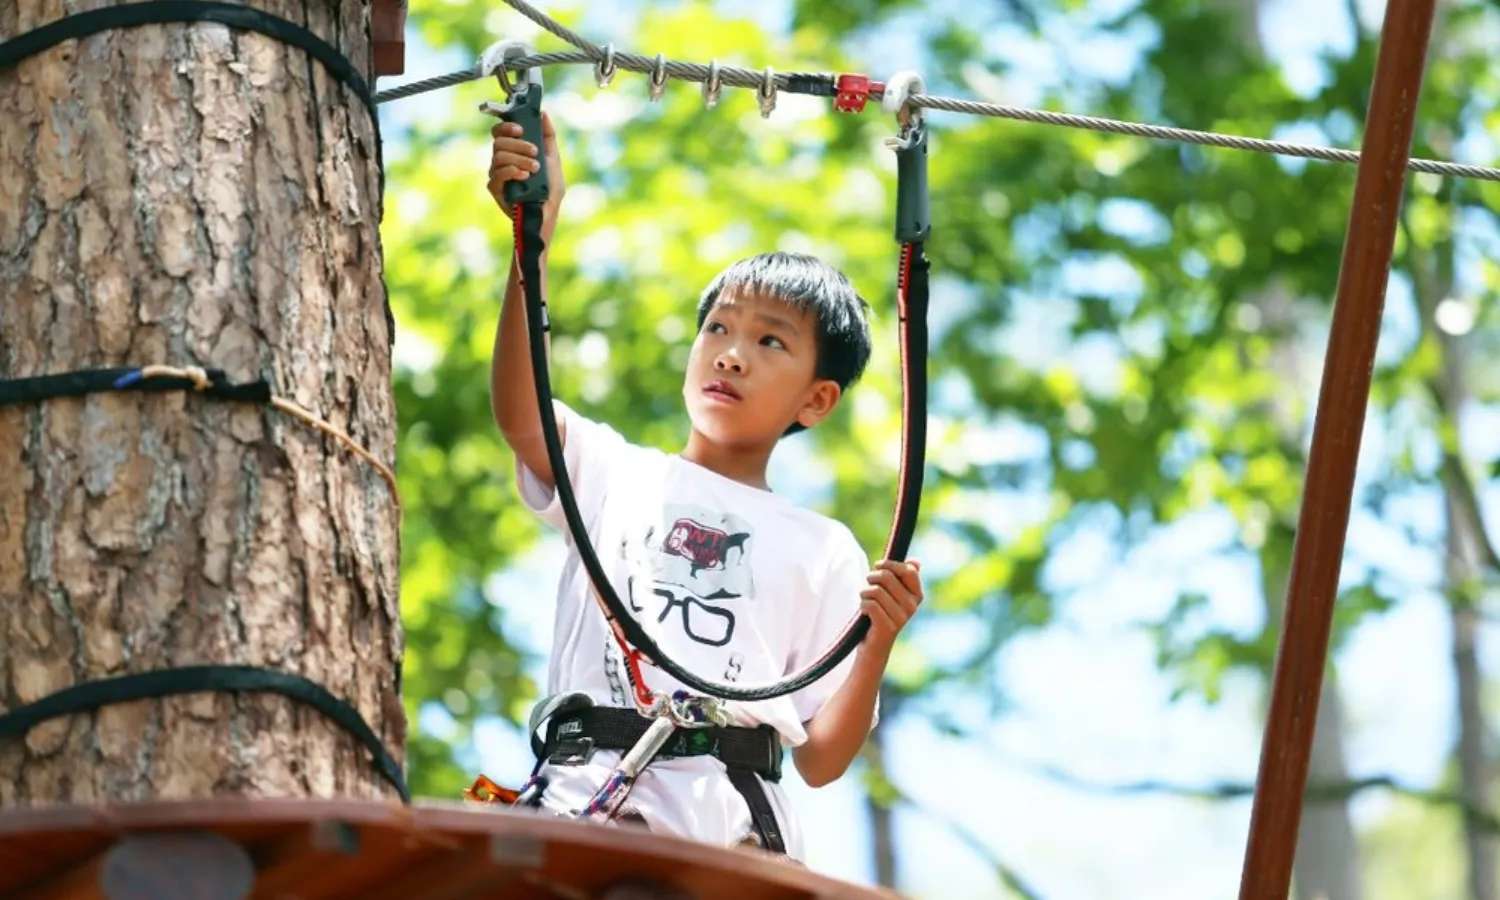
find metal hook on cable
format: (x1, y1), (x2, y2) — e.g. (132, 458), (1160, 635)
(649, 53), (668, 102)
(702, 60), (722, 109)
(881, 69), (927, 148)
(594, 42), (617, 88)
(757, 66), (777, 118)
(479, 39), (540, 99)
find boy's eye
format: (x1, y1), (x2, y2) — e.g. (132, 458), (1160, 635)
(760, 335), (786, 350)
(705, 321), (726, 334)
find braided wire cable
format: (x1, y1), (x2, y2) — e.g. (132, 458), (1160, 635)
(372, 0), (1500, 183)
(908, 95), (1500, 182)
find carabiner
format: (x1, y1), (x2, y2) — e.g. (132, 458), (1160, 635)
(881, 69), (926, 136)
(479, 39), (542, 98)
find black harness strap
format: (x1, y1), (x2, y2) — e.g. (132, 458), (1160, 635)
(724, 767), (786, 854)
(0, 367), (270, 408)
(538, 706), (788, 854)
(541, 706), (782, 781)
(0, 664), (409, 803)
(0, 0), (376, 121)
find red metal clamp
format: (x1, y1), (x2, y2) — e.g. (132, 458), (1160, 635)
(834, 73), (878, 113)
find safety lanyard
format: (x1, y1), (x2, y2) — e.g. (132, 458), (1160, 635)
(497, 76), (929, 704)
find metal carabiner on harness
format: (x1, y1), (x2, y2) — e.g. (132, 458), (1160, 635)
(667, 690), (730, 728)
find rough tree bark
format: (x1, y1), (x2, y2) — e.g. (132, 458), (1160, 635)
(0, 0), (403, 805)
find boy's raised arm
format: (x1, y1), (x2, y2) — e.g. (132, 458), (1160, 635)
(489, 112), (566, 488)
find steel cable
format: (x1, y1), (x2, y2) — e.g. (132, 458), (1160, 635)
(373, 0), (1500, 183)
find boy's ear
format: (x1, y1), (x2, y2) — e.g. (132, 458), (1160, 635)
(795, 379), (842, 430)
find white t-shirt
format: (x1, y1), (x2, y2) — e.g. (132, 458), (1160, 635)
(513, 402), (872, 860)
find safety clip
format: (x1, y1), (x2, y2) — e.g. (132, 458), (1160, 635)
(479, 40), (542, 99)
(883, 71), (930, 243)
(881, 69), (926, 144)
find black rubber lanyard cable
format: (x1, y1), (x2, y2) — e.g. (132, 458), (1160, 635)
(505, 89), (929, 703)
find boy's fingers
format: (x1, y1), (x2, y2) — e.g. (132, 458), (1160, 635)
(862, 585), (908, 624)
(859, 594), (898, 636)
(876, 559), (923, 598)
(490, 156), (541, 175)
(867, 567), (912, 598)
(864, 581), (919, 626)
(491, 137), (538, 156)
(490, 122), (525, 137)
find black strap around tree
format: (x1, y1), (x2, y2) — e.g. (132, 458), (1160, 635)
(0, 0), (376, 121)
(0, 665), (409, 803)
(0, 370), (406, 800)
(0, 367), (270, 408)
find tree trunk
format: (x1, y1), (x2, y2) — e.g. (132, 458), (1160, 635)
(1405, 146), (1496, 897)
(0, 0), (403, 805)
(1431, 281), (1496, 900)
(1293, 684), (1364, 900)
(1444, 483), (1496, 900)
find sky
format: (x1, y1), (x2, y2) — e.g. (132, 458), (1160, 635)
(376, 0), (1499, 896)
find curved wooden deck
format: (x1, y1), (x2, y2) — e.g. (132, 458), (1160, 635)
(0, 798), (890, 899)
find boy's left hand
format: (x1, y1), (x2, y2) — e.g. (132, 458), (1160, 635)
(859, 559), (923, 654)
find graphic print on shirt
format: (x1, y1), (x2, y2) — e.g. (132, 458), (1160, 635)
(625, 506), (755, 648)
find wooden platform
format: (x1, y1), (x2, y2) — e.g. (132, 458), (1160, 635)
(0, 798), (890, 899)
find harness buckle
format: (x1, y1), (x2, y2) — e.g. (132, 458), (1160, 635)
(763, 727), (784, 782)
(548, 736), (596, 766)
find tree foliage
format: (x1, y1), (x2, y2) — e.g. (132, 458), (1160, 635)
(378, 0), (1499, 891)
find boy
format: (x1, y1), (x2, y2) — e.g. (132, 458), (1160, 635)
(487, 113), (923, 861)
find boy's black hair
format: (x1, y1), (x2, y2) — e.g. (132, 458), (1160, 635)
(695, 252), (872, 436)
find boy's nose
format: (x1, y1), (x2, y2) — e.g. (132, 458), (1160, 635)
(713, 353), (744, 374)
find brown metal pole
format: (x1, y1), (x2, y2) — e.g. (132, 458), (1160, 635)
(1237, 0), (1436, 895)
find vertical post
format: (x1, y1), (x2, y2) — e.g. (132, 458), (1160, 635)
(1237, 0), (1436, 895)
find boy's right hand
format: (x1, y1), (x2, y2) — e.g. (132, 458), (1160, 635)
(487, 111), (566, 229)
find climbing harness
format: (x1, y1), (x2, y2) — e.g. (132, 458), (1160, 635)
(477, 691), (789, 852)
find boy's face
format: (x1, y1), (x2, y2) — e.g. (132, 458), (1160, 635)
(683, 289), (841, 447)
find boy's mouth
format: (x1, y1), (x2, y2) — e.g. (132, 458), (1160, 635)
(702, 380), (742, 403)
